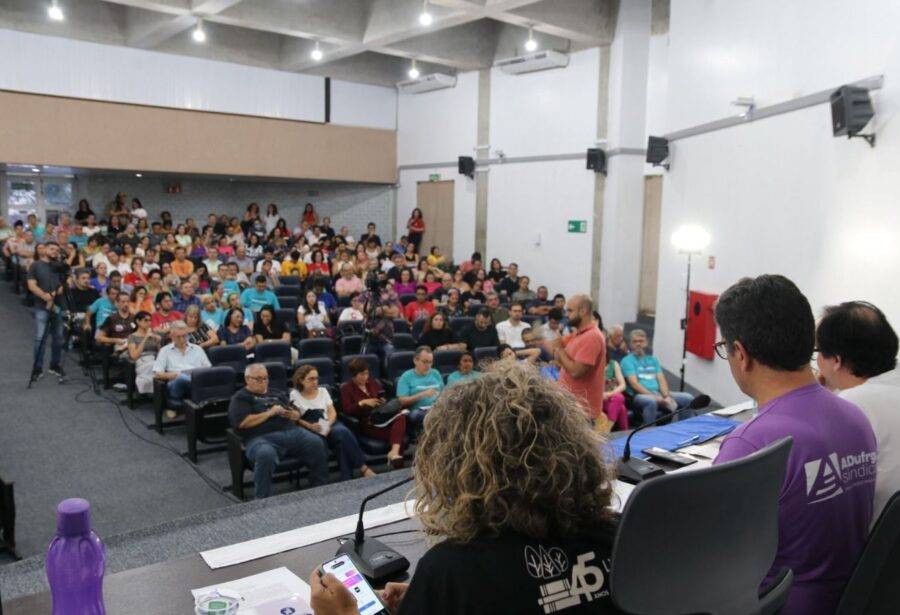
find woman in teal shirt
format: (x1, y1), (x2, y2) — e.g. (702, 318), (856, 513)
(447, 352), (481, 385)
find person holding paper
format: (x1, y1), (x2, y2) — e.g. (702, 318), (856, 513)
(228, 363), (329, 499)
(289, 364), (375, 481)
(396, 346), (444, 431)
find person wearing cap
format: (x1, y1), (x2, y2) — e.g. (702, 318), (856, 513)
(153, 319), (211, 417)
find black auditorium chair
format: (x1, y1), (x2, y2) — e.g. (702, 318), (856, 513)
(152, 378), (183, 434)
(835, 491), (900, 614)
(473, 346), (498, 365)
(264, 362), (289, 394)
(411, 318), (428, 341)
(398, 294), (416, 306)
(340, 335), (363, 357)
(280, 275), (301, 287)
(275, 286), (299, 299)
(298, 337), (334, 360)
(611, 437), (794, 615)
(296, 357), (336, 393)
(254, 341), (293, 370)
(183, 366), (236, 462)
(226, 429), (304, 501)
(393, 319), (411, 334)
(274, 309), (299, 338)
(433, 349), (463, 376)
(466, 304), (481, 317)
(208, 345), (248, 383)
(522, 314), (543, 327)
(338, 320), (364, 337)
(392, 333), (417, 351)
(449, 316), (474, 337)
(279, 296), (299, 311)
(386, 351), (416, 385)
(341, 354), (380, 383)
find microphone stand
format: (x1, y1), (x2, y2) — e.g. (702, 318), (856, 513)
(336, 475), (414, 581)
(617, 394), (711, 484)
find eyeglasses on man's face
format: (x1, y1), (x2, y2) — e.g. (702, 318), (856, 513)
(247, 375), (269, 382)
(714, 340), (730, 360)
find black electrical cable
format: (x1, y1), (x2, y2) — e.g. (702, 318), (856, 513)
(61, 355), (239, 504)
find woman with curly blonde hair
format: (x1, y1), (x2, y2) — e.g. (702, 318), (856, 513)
(311, 361), (620, 615)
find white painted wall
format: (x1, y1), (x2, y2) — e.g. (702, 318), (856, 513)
(655, 0), (900, 404)
(330, 80), (397, 130)
(490, 48), (599, 157)
(644, 33), (669, 176)
(397, 71), (479, 166)
(0, 28), (395, 131)
(486, 159), (595, 298)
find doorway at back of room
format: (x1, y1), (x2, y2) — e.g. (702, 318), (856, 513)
(416, 180), (454, 260)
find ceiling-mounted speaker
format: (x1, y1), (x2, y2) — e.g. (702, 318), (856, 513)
(646, 136), (670, 169)
(831, 85), (876, 147)
(586, 148), (606, 175)
(458, 156), (475, 178)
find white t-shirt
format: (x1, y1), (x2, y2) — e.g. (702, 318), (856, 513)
(131, 207), (148, 220)
(496, 319), (531, 349)
(289, 387), (333, 436)
(298, 302), (328, 330)
(839, 366), (900, 525)
(339, 307), (364, 322)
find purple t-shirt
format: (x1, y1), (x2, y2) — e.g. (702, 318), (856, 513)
(715, 383), (876, 615)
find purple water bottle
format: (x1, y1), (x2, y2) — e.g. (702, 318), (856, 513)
(45, 498), (107, 615)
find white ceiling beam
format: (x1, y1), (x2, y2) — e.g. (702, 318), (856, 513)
(191, 0), (245, 13)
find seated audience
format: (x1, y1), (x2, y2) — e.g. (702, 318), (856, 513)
(527, 285), (553, 316)
(338, 293), (365, 323)
(312, 277), (337, 311)
(200, 294), (224, 330)
(173, 280), (201, 313)
(396, 346), (444, 429)
(621, 329), (694, 424)
(606, 324), (629, 362)
(393, 268), (417, 296)
(183, 305), (219, 349)
(439, 288), (466, 319)
(95, 292), (136, 353)
(171, 247), (193, 279)
(340, 358), (406, 467)
(446, 352), (480, 385)
(310, 361), (619, 615)
(815, 300), (899, 523)
(86, 286), (120, 332)
(126, 312), (160, 395)
(152, 320), (212, 417)
(511, 276), (536, 304)
(418, 312), (465, 352)
(218, 307), (256, 351)
(459, 308), (500, 351)
(228, 363), (329, 499)
(485, 291), (509, 325)
(713, 275), (876, 615)
(495, 262), (520, 297)
(298, 290), (330, 338)
(403, 285), (436, 322)
(334, 264), (364, 298)
(254, 305), (299, 362)
(604, 358), (628, 431)
(496, 302), (541, 362)
(150, 292), (183, 335)
(289, 365), (375, 481)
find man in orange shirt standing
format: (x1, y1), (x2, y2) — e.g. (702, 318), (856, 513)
(172, 247), (194, 280)
(545, 294), (607, 428)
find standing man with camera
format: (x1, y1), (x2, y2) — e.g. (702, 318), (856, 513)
(27, 241), (69, 382)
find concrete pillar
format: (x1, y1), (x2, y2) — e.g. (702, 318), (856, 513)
(474, 68), (491, 257)
(598, 0), (651, 326)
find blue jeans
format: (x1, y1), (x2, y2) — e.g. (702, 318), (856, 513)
(166, 373), (192, 408)
(246, 428), (329, 499)
(633, 392), (695, 425)
(407, 407), (429, 433)
(326, 422), (368, 481)
(33, 306), (65, 370)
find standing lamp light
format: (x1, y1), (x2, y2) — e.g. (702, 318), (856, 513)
(671, 224), (711, 391)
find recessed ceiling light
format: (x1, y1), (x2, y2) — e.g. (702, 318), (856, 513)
(192, 18), (206, 43)
(32, 168), (41, 173)
(419, 0), (432, 26)
(48, 1), (64, 21)
(408, 59), (420, 80)
(525, 26), (538, 52)
(310, 41), (323, 61)
(135, 173), (142, 178)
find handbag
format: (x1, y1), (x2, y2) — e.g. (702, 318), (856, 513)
(369, 398), (405, 428)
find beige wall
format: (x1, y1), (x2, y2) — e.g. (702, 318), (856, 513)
(0, 90), (396, 184)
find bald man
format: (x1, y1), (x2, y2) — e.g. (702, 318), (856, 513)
(546, 294), (607, 423)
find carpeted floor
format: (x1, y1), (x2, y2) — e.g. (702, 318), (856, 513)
(0, 286), (239, 562)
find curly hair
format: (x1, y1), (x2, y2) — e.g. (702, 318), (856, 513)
(413, 360), (615, 543)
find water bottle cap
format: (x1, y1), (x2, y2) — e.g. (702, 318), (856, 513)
(56, 498), (92, 537)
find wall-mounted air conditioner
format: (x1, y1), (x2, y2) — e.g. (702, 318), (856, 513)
(494, 50), (569, 75)
(397, 73), (457, 94)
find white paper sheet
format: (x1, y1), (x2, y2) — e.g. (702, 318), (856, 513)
(201, 500), (415, 570)
(711, 399), (755, 416)
(611, 480), (635, 512)
(191, 567), (312, 615)
(678, 439), (724, 460)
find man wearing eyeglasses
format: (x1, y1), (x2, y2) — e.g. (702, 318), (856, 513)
(712, 275), (876, 615)
(228, 362), (329, 499)
(621, 329), (694, 424)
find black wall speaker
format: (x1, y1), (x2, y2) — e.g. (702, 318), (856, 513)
(831, 85), (875, 146)
(646, 136), (669, 167)
(458, 156), (475, 178)
(586, 148), (606, 174)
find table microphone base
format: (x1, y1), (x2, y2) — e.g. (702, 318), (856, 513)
(336, 537), (410, 581)
(617, 457), (666, 484)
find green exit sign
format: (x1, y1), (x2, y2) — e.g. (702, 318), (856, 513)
(428, 173), (441, 182)
(567, 220), (587, 233)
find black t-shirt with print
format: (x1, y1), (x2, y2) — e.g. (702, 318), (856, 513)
(398, 528), (621, 615)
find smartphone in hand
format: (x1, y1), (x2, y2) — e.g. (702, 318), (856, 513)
(319, 555), (390, 615)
